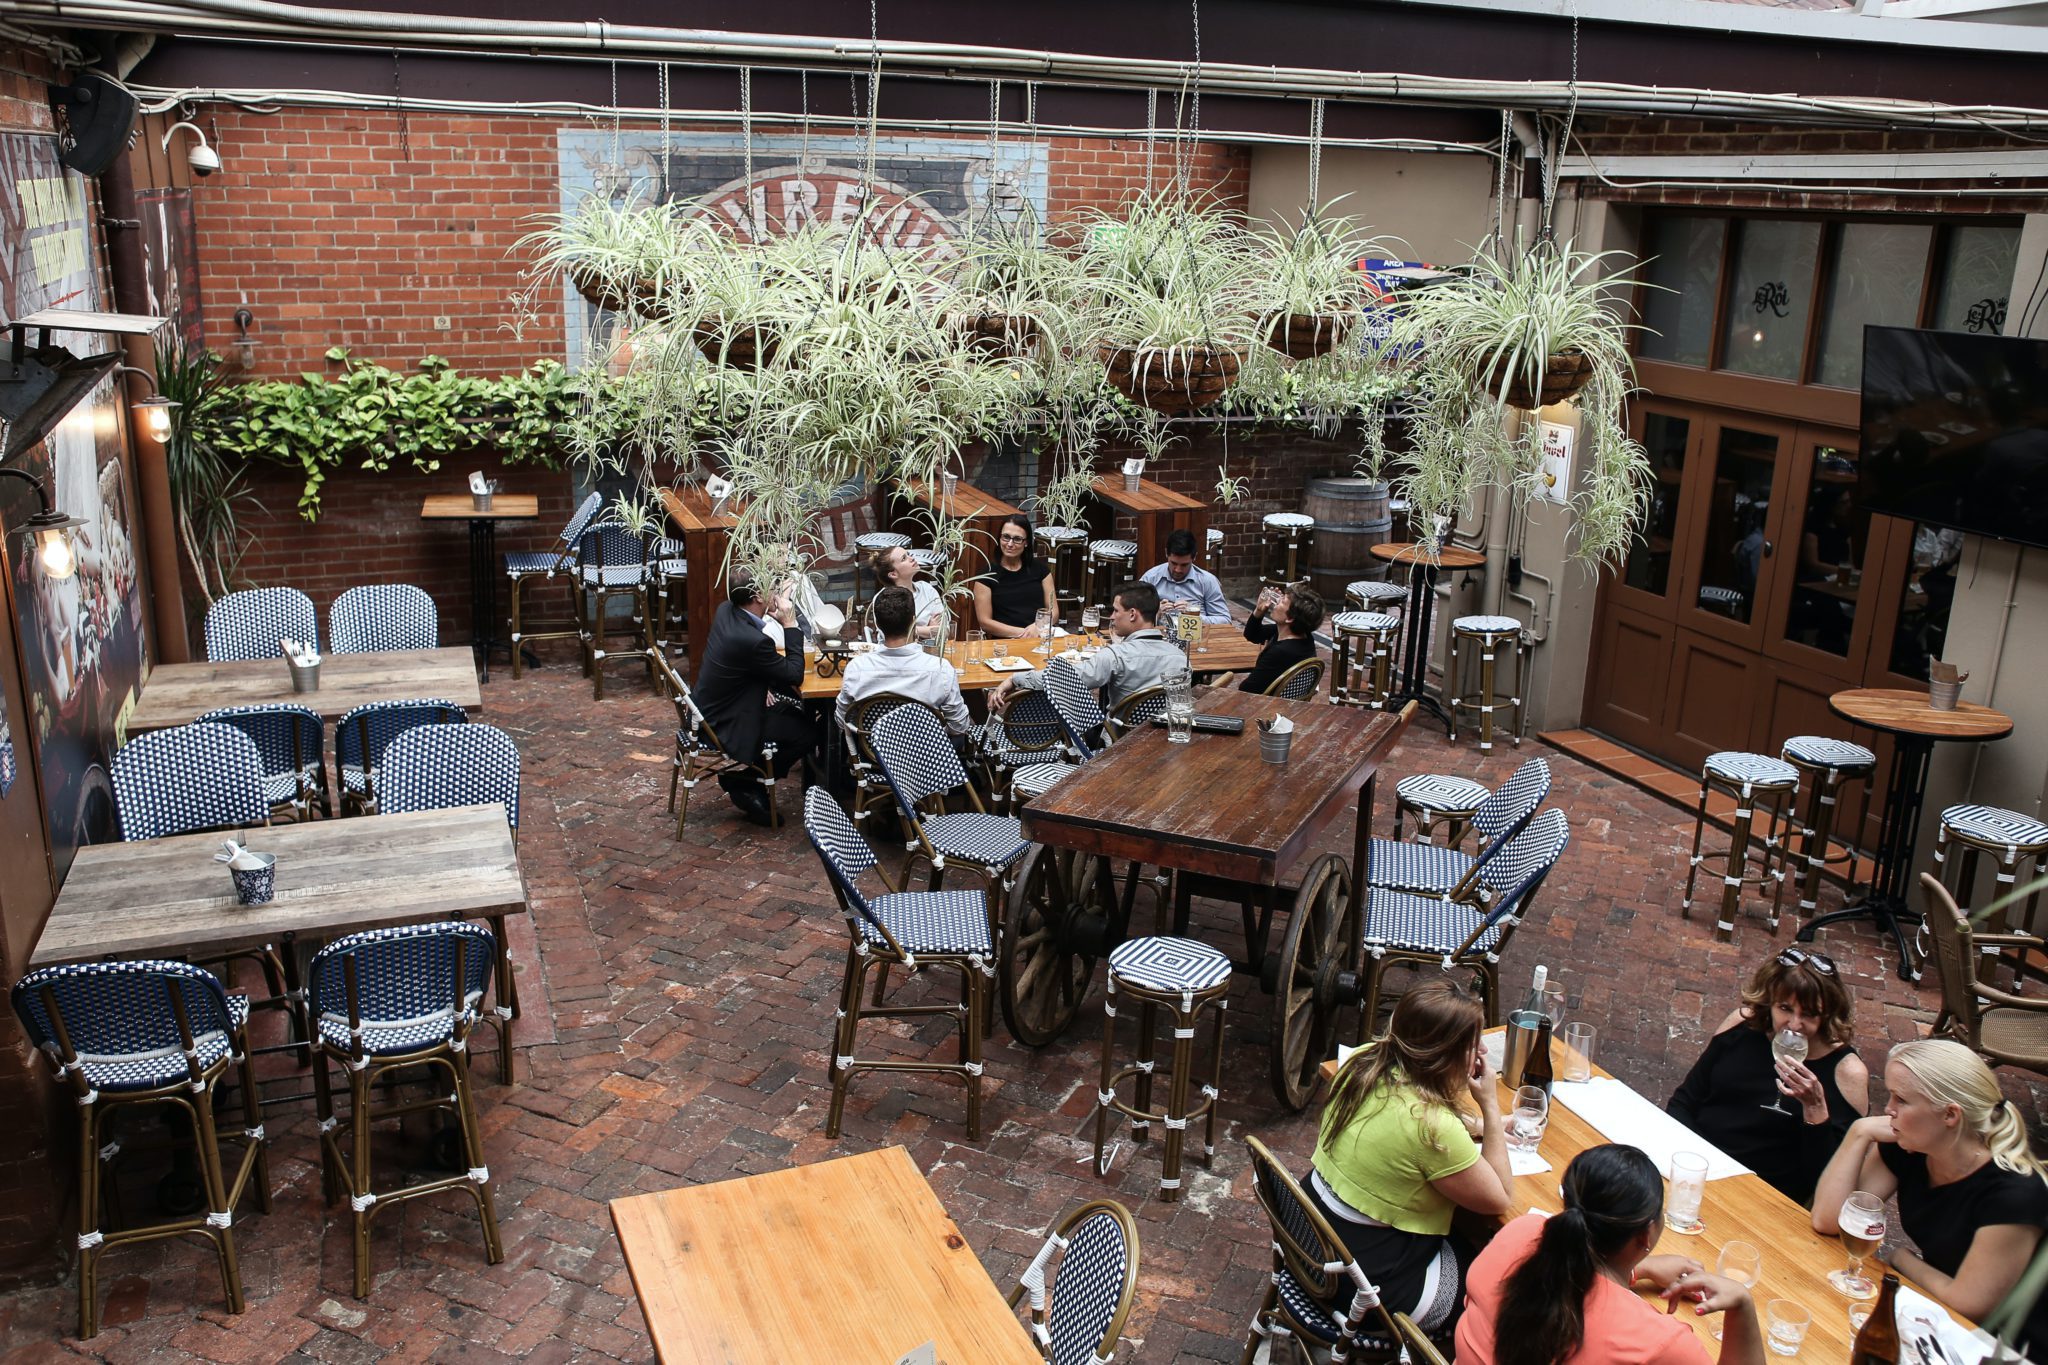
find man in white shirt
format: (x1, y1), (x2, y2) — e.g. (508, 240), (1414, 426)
(990, 580), (1184, 713)
(1139, 528), (1232, 623)
(836, 586), (971, 736)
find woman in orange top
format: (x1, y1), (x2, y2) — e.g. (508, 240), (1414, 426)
(1457, 1144), (1765, 1365)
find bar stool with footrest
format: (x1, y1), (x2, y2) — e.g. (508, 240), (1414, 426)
(909, 546), (949, 574)
(1919, 873), (2048, 1077)
(1036, 524), (1089, 624)
(11, 959), (271, 1339)
(1393, 775), (1491, 849)
(1681, 752), (1802, 940)
(1368, 756), (1551, 901)
(1330, 612), (1400, 709)
(1241, 1134), (1405, 1365)
(1934, 805), (2048, 960)
(1344, 579), (1407, 616)
(649, 536), (688, 657)
(204, 585), (318, 662)
(1448, 615), (1529, 752)
(803, 788), (992, 1139)
(506, 489), (602, 679)
(1206, 527), (1224, 562)
(851, 531), (910, 617)
(329, 583), (439, 653)
(309, 921), (503, 1298)
(576, 526), (656, 699)
(1084, 540), (1139, 615)
(1008, 1200), (1141, 1365)
(1093, 936), (1230, 1202)
(1259, 513), (1316, 590)
(1778, 735), (1876, 922)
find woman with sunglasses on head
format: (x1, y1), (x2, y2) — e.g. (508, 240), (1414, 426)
(971, 513), (1058, 639)
(1667, 948), (1868, 1204)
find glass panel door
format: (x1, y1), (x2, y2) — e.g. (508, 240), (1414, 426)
(1762, 429), (1874, 678)
(1613, 406), (1698, 611)
(1679, 420), (1797, 649)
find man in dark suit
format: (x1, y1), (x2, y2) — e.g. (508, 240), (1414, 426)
(693, 569), (820, 825)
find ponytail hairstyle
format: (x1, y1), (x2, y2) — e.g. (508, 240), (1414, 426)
(1889, 1039), (2048, 1181)
(1321, 977), (1485, 1152)
(1495, 1145), (1665, 1365)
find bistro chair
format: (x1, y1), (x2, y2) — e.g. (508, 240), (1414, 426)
(1258, 513), (1315, 591)
(977, 689), (1075, 810)
(379, 723), (525, 1081)
(576, 525), (657, 699)
(844, 691), (929, 833)
(1934, 805), (2048, 978)
(1330, 611), (1400, 709)
(1010, 759), (1081, 809)
(1367, 756), (1551, 902)
(1093, 936), (1230, 1202)
(196, 703), (331, 821)
(803, 788), (992, 1139)
(204, 586), (318, 662)
(308, 921), (504, 1298)
(1240, 1135), (1402, 1365)
(507, 489), (603, 679)
(649, 535), (688, 655)
(654, 654), (787, 833)
(1084, 539), (1138, 616)
(909, 546), (949, 575)
(1778, 735), (1876, 920)
(1680, 751), (1802, 940)
(328, 583), (439, 653)
(1920, 874), (2048, 1079)
(1357, 807), (1572, 1028)
(1393, 1313), (1453, 1365)
(1105, 684), (1168, 742)
(1447, 614), (1529, 752)
(1035, 524), (1090, 624)
(112, 721), (270, 841)
(1264, 656), (1327, 702)
(12, 959), (270, 1339)
(1008, 1200), (1142, 1365)
(334, 698), (468, 817)
(1393, 774), (1490, 848)
(870, 704), (1032, 909)
(1042, 656), (1110, 759)
(1206, 527), (1225, 561)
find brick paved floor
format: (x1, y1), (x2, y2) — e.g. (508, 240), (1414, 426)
(5, 654), (2044, 1362)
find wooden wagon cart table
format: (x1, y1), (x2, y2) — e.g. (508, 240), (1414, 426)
(127, 646), (483, 734)
(610, 1145), (1039, 1365)
(420, 493), (540, 682)
(1089, 472), (1210, 572)
(1797, 687), (2013, 982)
(1371, 539), (1487, 733)
(1018, 689), (1406, 1107)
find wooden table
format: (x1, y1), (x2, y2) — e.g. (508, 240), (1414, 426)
(32, 803), (528, 1080)
(893, 477), (1022, 587)
(421, 494), (541, 682)
(796, 626), (1264, 702)
(1370, 540), (1488, 734)
(658, 485), (739, 685)
(129, 646), (483, 734)
(610, 1146), (1039, 1364)
(1799, 688), (2014, 981)
(1090, 473), (1209, 571)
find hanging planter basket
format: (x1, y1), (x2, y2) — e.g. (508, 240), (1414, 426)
(948, 313), (1042, 360)
(1098, 344), (1247, 415)
(1483, 348), (1596, 410)
(1263, 312), (1354, 362)
(693, 320), (781, 369)
(568, 267), (672, 321)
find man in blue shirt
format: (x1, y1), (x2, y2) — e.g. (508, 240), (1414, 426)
(1139, 528), (1232, 623)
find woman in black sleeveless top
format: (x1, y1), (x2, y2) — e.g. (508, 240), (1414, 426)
(1667, 948), (1868, 1203)
(972, 512), (1057, 637)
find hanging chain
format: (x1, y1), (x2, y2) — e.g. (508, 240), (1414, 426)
(861, 0), (882, 200)
(1307, 97), (1325, 210)
(608, 60), (621, 183)
(740, 65), (758, 238)
(1182, 0), (1203, 194)
(798, 70), (810, 175)
(658, 62), (671, 198)
(1144, 88), (1158, 195)
(1494, 107), (1511, 250)
(986, 78), (1002, 221)
(392, 51), (409, 162)
(1541, 0), (1581, 246)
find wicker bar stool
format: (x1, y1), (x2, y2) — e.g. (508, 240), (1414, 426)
(1084, 539), (1138, 615)
(1330, 611), (1400, 709)
(1259, 513), (1316, 589)
(1778, 736), (1877, 921)
(1205, 527), (1224, 562)
(1344, 578), (1407, 616)
(1392, 775), (1492, 849)
(1682, 751), (1802, 940)
(852, 532), (910, 616)
(1448, 615), (1529, 752)
(1093, 936), (1230, 1203)
(1934, 804), (2048, 985)
(1036, 525), (1089, 624)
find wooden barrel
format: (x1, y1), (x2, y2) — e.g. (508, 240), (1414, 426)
(1303, 475), (1394, 603)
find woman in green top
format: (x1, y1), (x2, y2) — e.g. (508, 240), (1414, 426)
(1308, 978), (1514, 1337)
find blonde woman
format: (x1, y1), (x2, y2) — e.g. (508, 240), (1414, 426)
(1812, 1039), (2048, 1352)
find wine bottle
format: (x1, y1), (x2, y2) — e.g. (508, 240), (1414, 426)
(1525, 1015), (1555, 1100)
(1523, 964), (1549, 1018)
(1850, 1273), (1902, 1365)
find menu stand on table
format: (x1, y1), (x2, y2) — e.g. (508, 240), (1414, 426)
(1370, 540), (1486, 734)
(421, 494), (540, 682)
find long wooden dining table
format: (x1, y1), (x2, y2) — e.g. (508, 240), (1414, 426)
(126, 646), (483, 733)
(794, 625), (1264, 701)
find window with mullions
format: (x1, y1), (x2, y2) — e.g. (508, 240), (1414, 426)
(1637, 216), (1725, 367)
(1815, 224), (1933, 390)
(1930, 225), (2022, 336)
(1719, 220), (1823, 382)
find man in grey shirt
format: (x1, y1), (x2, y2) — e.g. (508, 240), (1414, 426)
(990, 580), (1183, 713)
(1139, 527), (1232, 623)
(835, 586), (971, 735)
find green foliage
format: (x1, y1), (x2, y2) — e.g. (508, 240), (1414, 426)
(198, 349), (580, 519)
(153, 339), (262, 604)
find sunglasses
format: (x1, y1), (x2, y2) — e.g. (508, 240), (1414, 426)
(1776, 947), (1837, 977)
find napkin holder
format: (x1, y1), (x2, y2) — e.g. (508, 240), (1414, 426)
(1929, 660), (1966, 712)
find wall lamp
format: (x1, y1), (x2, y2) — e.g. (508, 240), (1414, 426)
(0, 463), (87, 581)
(114, 366), (179, 443)
(161, 120), (219, 176)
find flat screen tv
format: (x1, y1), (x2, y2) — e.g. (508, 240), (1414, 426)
(1859, 325), (2048, 550)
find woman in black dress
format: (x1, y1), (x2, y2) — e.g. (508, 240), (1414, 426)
(1667, 948), (1868, 1204)
(972, 512), (1058, 639)
(1239, 582), (1324, 694)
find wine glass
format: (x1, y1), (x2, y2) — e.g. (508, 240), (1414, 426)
(1508, 1086), (1549, 1153)
(1830, 1191), (1886, 1296)
(1033, 607), (1053, 655)
(1712, 1242), (1762, 1340)
(1542, 984), (1567, 1029)
(1080, 605), (1100, 651)
(1764, 1027), (1809, 1116)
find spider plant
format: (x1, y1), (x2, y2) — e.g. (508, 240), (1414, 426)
(522, 195), (693, 317)
(1249, 199), (1389, 360)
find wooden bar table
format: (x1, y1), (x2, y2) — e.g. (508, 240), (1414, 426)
(421, 493), (540, 682)
(1090, 473), (1209, 572)
(611, 1146), (1039, 1364)
(33, 803), (529, 1081)
(128, 646), (483, 734)
(893, 477), (1022, 588)
(657, 485), (739, 684)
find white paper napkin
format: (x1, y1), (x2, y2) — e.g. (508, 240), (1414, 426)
(1549, 1076), (1750, 1180)
(1508, 1149), (1553, 1177)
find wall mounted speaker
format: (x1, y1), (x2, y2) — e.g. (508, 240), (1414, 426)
(51, 74), (138, 177)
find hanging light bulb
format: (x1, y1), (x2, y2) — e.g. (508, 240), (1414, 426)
(135, 395), (179, 443)
(0, 468), (88, 580)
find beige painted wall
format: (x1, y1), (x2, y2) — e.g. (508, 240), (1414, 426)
(1245, 146), (1497, 264)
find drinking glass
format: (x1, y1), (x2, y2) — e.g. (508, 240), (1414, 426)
(1508, 1085), (1549, 1153)
(992, 638), (1009, 661)
(1766, 1300), (1812, 1357)
(1848, 1303), (1873, 1336)
(1713, 1242), (1762, 1339)
(1080, 606), (1100, 650)
(1560, 1023), (1596, 1083)
(1163, 668), (1195, 745)
(1665, 1152), (1708, 1234)
(1765, 1027), (1809, 1116)
(1033, 607), (1053, 655)
(1830, 1191), (1886, 1296)
(1542, 984), (1567, 1029)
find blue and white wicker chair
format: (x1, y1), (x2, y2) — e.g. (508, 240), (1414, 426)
(333, 698), (467, 817)
(112, 721), (270, 841)
(1357, 807), (1572, 1028)
(1778, 735), (1876, 921)
(654, 654), (785, 834)
(12, 960), (269, 1339)
(1681, 750), (1802, 940)
(803, 789), (993, 1139)
(1264, 655), (1327, 701)
(1105, 684), (1168, 743)
(1042, 656), (1110, 759)
(1084, 540), (1138, 617)
(507, 489), (603, 679)
(576, 525), (656, 699)
(1392, 773), (1492, 849)
(196, 703), (331, 821)
(308, 921), (504, 1299)
(1367, 756), (1551, 902)
(203, 586), (318, 662)
(1093, 936), (1231, 1201)
(977, 689), (1076, 810)
(869, 704), (1031, 938)
(649, 535), (688, 656)
(1008, 1200), (1141, 1365)
(328, 583), (439, 653)
(379, 723), (525, 1080)
(847, 692), (937, 833)
(1343, 579), (1407, 616)
(1035, 524), (1090, 623)
(1242, 1135), (1404, 1365)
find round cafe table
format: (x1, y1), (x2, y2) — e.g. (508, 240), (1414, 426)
(1797, 687), (2012, 981)
(1370, 540), (1487, 733)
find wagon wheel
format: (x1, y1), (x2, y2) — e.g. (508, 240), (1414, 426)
(1001, 846), (1112, 1047)
(1268, 853), (1353, 1111)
